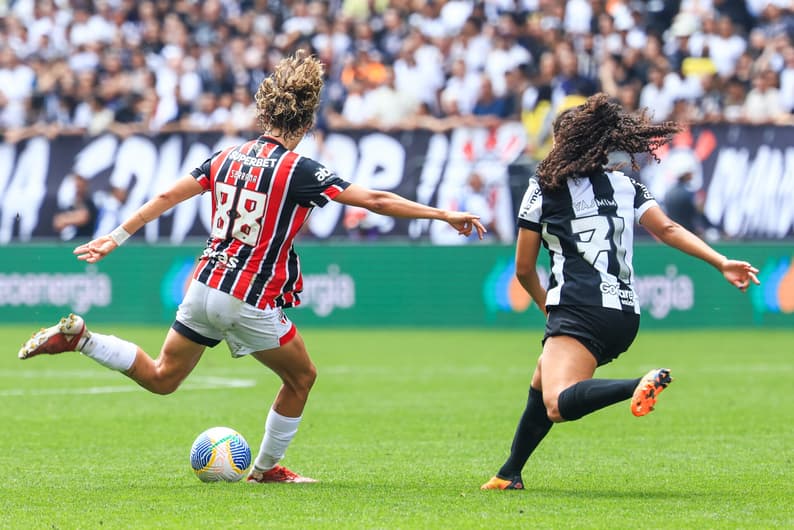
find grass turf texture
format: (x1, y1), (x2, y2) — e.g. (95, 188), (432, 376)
(1, 326), (792, 529)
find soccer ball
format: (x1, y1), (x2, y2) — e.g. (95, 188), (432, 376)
(189, 426), (252, 482)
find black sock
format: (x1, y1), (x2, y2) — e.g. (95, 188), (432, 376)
(498, 387), (552, 479)
(557, 378), (642, 421)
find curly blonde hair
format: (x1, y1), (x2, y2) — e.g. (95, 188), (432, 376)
(255, 50), (324, 142)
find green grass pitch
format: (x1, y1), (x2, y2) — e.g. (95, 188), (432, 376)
(1, 325), (792, 529)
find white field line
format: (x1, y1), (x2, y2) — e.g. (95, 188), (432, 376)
(0, 375), (255, 397)
(6, 369), (253, 378)
(5, 369), (120, 379)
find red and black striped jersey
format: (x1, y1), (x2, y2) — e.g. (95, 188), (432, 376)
(190, 135), (350, 309)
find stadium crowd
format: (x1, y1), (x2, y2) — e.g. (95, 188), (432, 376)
(1, 0), (793, 159)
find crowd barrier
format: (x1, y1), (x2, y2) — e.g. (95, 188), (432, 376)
(2, 243), (791, 329)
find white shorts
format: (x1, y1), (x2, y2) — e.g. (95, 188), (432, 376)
(174, 280), (297, 358)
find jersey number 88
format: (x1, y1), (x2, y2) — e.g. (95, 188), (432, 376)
(211, 182), (267, 246)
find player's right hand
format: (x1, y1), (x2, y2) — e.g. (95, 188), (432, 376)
(720, 259), (760, 292)
(445, 211), (487, 240)
(74, 235), (119, 263)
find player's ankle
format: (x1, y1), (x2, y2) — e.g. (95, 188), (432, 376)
(76, 329), (92, 351)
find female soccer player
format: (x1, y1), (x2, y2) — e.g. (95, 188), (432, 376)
(19, 52), (485, 484)
(481, 93), (759, 490)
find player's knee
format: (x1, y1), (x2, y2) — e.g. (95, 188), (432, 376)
(150, 370), (184, 395)
(152, 378), (181, 395)
(544, 394), (564, 423)
(546, 405), (564, 423)
(298, 363), (317, 392)
(285, 363), (317, 398)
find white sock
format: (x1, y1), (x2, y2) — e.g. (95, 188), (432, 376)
(79, 332), (138, 372)
(253, 408), (302, 472)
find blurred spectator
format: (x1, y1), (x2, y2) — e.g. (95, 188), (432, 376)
(484, 17), (532, 97)
(201, 54), (236, 97)
(312, 16), (352, 66)
(722, 76), (749, 122)
(756, 3), (794, 40)
(78, 95), (115, 136)
(742, 69), (785, 123)
(472, 76), (511, 122)
(458, 170), (497, 241)
(341, 46), (387, 91)
(440, 58), (481, 116)
(663, 165), (702, 236)
(713, 0), (754, 34)
(365, 65), (420, 129)
(53, 174), (98, 241)
(640, 64), (675, 122)
(553, 49), (597, 107)
(732, 51), (756, 87)
(0, 48), (35, 129)
(376, 8), (409, 63)
(338, 80), (370, 127)
(564, 0), (593, 35)
(226, 85), (256, 132)
(679, 0), (714, 20)
(695, 73), (725, 122)
(393, 30), (445, 112)
(687, 12), (717, 60)
(572, 32), (599, 83)
(707, 16), (747, 78)
(521, 51), (556, 116)
(616, 82), (640, 112)
(449, 15), (491, 73)
(184, 92), (230, 131)
(503, 66), (529, 120)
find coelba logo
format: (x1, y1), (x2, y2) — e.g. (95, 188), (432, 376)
(752, 257), (794, 316)
(160, 257), (196, 309)
(483, 258), (542, 313)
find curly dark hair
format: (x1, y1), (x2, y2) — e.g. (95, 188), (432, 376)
(535, 93), (681, 191)
(255, 50), (324, 142)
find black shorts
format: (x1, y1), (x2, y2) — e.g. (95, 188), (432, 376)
(543, 305), (640, 366)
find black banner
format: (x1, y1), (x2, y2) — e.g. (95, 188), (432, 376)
(2, 123), (792, 243)
(638, 123), (794, 239)
(0, 125), (526, 243)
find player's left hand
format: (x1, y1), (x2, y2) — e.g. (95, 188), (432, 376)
(720, 259), (760, 292)
(445, 212), (487, 240)
(74, 235), (119, 263)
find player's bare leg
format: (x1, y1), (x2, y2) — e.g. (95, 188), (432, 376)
(124, 328), (206, 394)
(542, 336), (669, 422)
(251, 331), (316, 418)
(539, 336), (598, 422)
(247, 331), (318, 483)
(19, 314), (206, 395)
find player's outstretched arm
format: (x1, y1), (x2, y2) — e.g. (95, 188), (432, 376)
(334, 183), (487, 239)
(74, 175), (204, 263)
(639, 205), (760, 292)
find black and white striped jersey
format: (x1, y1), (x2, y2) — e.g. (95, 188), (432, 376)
(517, 171), (657, 314)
